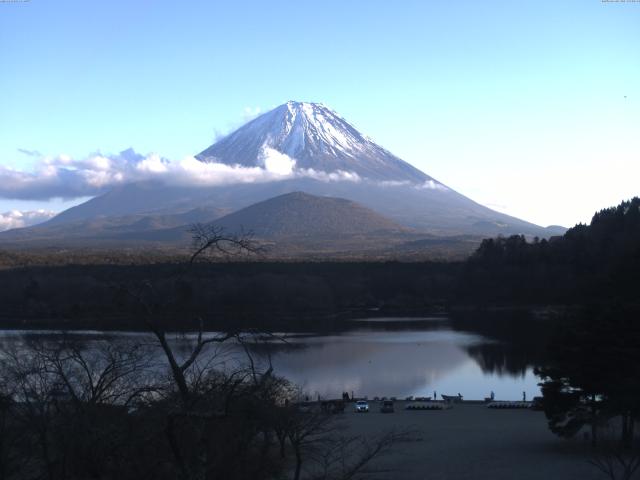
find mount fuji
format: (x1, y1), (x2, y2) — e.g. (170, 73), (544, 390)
(0, 101), (564, 253)
(197, 101), (429, 184)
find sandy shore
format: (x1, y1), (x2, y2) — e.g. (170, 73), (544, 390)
(338, 401), (599, 480)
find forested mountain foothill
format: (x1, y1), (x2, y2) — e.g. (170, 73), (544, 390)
(0, 198), (637, 330)
(461, 197), (640, 305)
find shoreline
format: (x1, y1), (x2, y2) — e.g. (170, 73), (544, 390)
(0, 304), (567, 333)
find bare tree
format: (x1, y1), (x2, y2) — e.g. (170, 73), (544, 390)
(0, 384), (28, 480)
(286, 409), (336, 480)
(1, 341), (63, 480)
(36, 336), (156, 407)
(589, 422), (640, 480)
(188, 224), (261, 264)
(282, 406), (417, 480)
(0, 335), (159, 480)
(310, 429), (416, 480)
(116, 224), (284, 480)
(120, 224), (262, 407)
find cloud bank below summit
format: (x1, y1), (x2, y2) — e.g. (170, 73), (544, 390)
(1, 147), (444, 203)
(0, 209), (56, 232)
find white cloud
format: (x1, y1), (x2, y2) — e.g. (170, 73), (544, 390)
(1, 148), (306, 200)
(169, 156), (285, 186)
(415, 179), (448, 191)
(0, 147), (409, 201)
(297, 168), (361, 183)
(17, 148), (42, 157)
(135, 154), (169, 174)
(259, 147), (296, 175)
(0, 209), (56, 232)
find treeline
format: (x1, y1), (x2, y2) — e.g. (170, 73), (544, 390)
(0, 262), (458, 330)
(2, 198), (639, 331)
(460, 198), (640, 454)
(536, 304), (640, 449)
(459, 197), (640, 305)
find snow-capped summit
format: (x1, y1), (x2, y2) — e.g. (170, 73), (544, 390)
(196, 101), (432, 183)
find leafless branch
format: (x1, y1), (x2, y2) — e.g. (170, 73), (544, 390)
(188, 223), (263, 264)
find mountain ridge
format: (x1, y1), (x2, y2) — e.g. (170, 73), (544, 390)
(210, 191), (408, 238)
(1, 101), (566, 250)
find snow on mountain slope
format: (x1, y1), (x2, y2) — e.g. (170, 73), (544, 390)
(197, 101), (431, 184)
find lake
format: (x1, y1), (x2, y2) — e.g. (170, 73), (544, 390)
(0, 316), (541, 401)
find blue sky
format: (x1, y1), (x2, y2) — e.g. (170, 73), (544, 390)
(0, 0), (638, 227)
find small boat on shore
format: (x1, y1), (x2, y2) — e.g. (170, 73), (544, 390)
(441, 394), (463, 403)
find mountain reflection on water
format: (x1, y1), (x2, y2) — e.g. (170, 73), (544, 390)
(251, 317), (542, 400)
(0, 316), (543, 401)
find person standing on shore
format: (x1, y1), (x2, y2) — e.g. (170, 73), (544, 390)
(522, 391), (526, 401)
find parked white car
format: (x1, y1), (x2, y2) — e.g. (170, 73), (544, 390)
(355, 400), (369, 413)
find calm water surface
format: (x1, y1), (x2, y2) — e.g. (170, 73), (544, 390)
(265, 319), (540, 401)
(0, 317), (541, 401)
